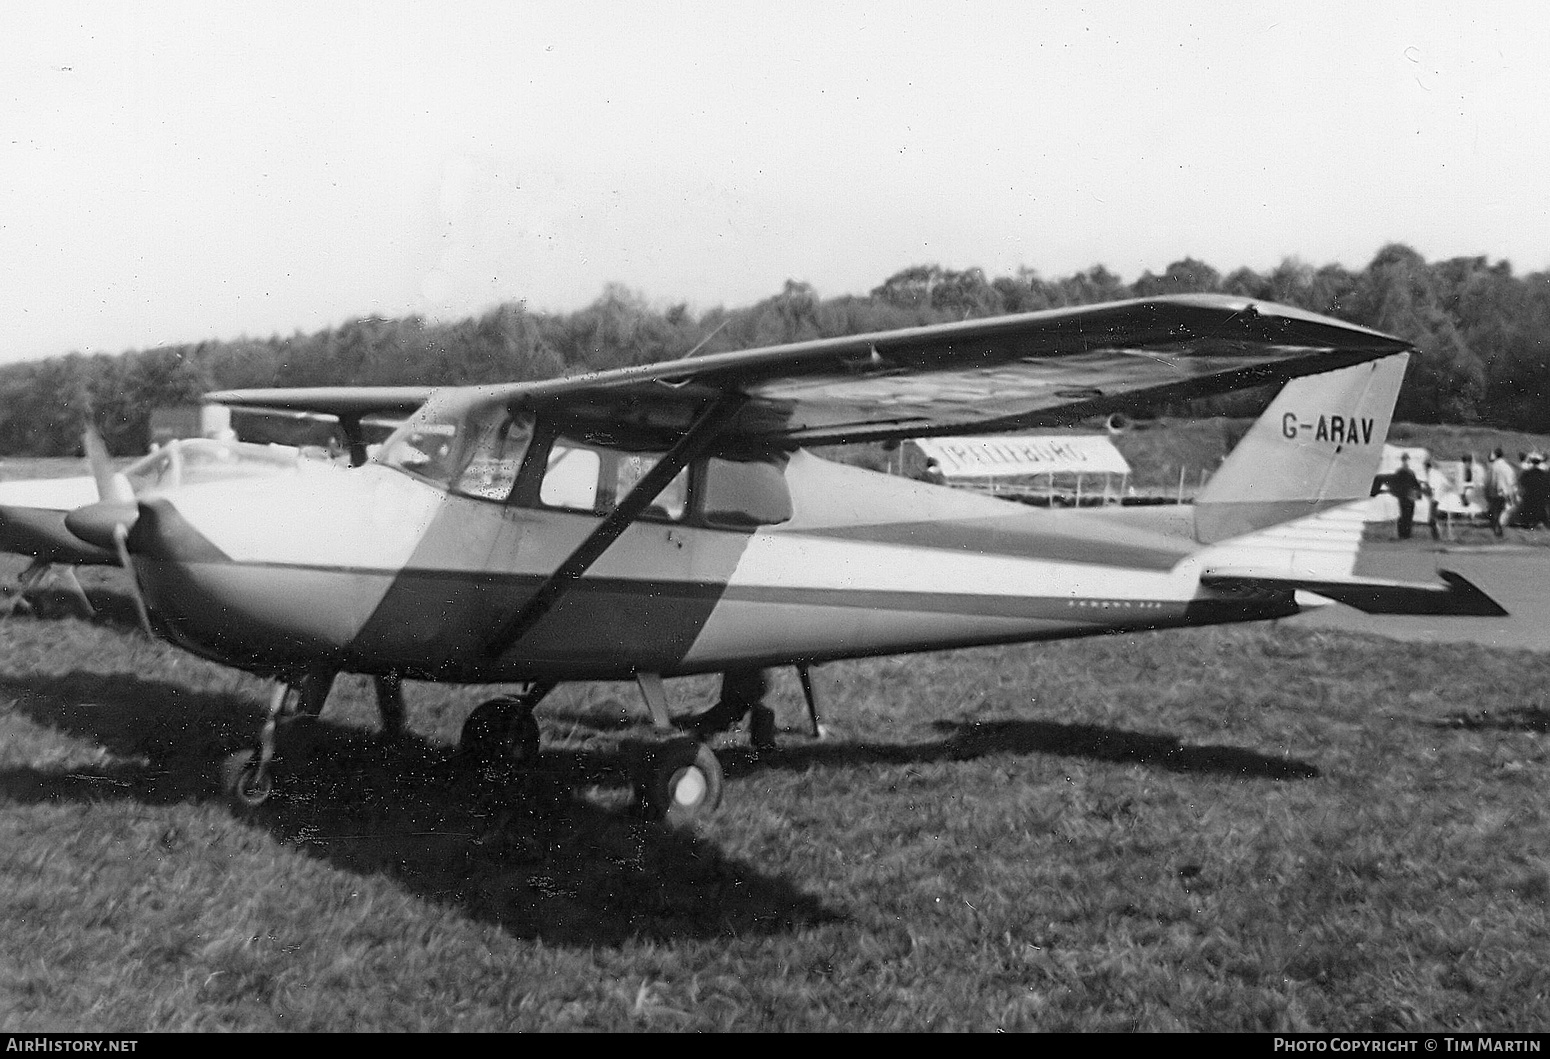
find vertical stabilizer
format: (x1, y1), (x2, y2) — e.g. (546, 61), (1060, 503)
(1193, 353), (1409, 544)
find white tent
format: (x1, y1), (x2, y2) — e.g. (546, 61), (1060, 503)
(911, 435), (1130, 504)
(913, 435), (1130, 479)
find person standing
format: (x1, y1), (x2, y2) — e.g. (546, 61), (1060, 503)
(1485, 448), (1519, 538)
(1389, 454), (1422, 540)
(1518, 454), (1549, 529)
(680, 668), (777, 750)
(1422, 457), (1449, 541)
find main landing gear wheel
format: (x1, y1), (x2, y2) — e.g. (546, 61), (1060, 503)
(637, 738), (723, 827)
(460, 698), (542, 767)
(219, 749), (274, 812)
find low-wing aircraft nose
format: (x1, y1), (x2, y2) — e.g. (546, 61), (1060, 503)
(64, 499), (139, 550)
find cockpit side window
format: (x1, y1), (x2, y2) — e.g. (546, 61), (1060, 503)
(535, 437), (688, 520)
(539, 443), (604, 511)
(376, 397), (532, 501)
(452, 413), (533, 501)
(615, 451), (689, 521)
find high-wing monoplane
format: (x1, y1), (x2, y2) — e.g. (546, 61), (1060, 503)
(62, 294), (1505, 824)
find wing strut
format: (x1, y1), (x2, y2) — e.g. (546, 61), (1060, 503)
(338, 414), (369, 466)
(483, 393), (749, 659)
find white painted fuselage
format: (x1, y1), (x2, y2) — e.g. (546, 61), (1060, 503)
(123, 450), (1293, 683)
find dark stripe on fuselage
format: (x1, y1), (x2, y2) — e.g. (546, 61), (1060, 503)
(126, 482), (1293, 684)
(797, 516), (1190, 570)
(132, 553), (1297, 681)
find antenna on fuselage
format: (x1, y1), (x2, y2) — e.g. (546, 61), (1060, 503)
(656, 319), (734, 390)
(683, 318), (731, 360)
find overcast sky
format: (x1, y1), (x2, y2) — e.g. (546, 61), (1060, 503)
(3, 1), (1547, 365)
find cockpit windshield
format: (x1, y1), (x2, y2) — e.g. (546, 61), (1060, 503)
(375, 393), (533, 500)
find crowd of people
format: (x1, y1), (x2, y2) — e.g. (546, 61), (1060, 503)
(1388, 448), (1550, 540)
(1483, 448), (1550, 535)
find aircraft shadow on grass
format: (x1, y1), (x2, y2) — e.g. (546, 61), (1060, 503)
(0, 668), (840, 947)
(0, 654), (1317, 945)
(1428, 706), (1550, 734)
(545, 707), (1323, 781)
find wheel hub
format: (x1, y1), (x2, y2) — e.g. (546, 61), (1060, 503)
(671, 768), (706, 807)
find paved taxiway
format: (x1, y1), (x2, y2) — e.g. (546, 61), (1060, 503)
(1291, 539), (1550, 651)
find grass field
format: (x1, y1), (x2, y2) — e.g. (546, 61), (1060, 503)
(3, 424), (1550, 1032)
(2, 557), (1548, 1032)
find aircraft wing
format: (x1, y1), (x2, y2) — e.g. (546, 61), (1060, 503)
(0, 476), (116, 564)
(461, 294), (1412, 447)
(202, 385), (436, 464)
(202, 386), (437, 418)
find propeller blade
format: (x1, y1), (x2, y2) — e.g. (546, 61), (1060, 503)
(112, 522), (153, 638)
(81, 426), (135, 503)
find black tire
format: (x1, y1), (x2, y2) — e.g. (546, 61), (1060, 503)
(638, 738), (723, 827)
(459, 698), (541, 767)
(219, 749), (273, 812)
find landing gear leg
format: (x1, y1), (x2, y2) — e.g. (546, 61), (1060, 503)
(797, 664), (824, 739)
(219, 682), (289, 812)
(219, 670), (335, 813)
(373, 673), (407, 741)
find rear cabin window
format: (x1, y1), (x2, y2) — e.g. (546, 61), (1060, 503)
(538, 440), (688, 521)
(700, 456), (792, 528)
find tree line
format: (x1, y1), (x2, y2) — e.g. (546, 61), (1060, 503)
(1, 242), (1546, 456)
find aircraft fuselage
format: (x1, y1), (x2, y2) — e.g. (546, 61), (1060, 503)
(122, 447), (1295, 683)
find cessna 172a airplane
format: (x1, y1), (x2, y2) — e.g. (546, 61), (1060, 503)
(61, 294), (1504, 825)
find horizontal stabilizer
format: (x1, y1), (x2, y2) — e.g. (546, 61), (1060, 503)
(1201, 570), (1507, 617)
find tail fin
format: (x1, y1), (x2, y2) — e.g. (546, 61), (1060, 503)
(1194, 353), (1408, 544)
(1187, 351), (1506, 618)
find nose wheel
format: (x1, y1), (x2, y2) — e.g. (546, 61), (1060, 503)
(217, 672), (336, 813)
(219, 748), (274, 811)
